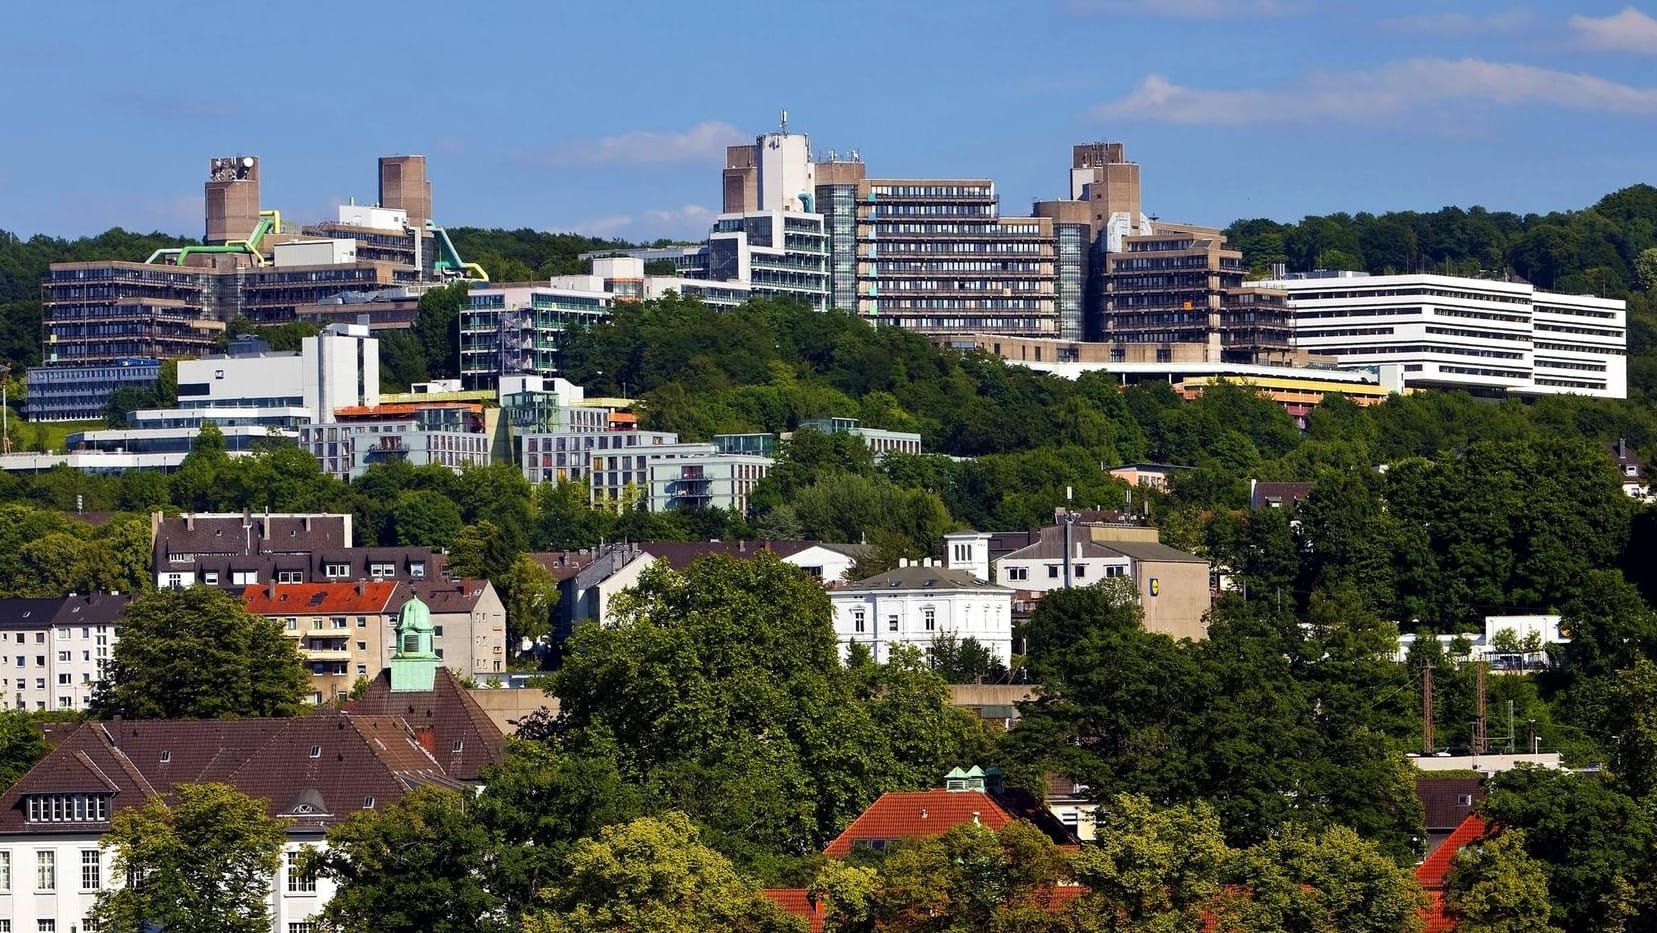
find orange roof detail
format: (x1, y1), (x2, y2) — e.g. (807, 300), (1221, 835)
(1415, 814), (1488, 932)
(763, 889), (825, 933)
(241, 581), (402, 616)
(824, 789), (1024, 856)
(333, 402), (482, 419)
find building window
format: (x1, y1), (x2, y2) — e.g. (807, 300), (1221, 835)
(25, 794), (109, 823)
(1075, 565), (1087, 579)
(1048, 565), (1060, 579)
(166, 574), (183, 589)
(203, 571), (219, 585)
(287, 850), (317, 894)
(325, 564), (350, 579)
(309, 745), (322, 759)
(1006, 567), (1028, 582)
(278, 571), (304, 584)
(81, 849), (100, 891)
(36, 850), (54, 891)
(887, 615), (899, 632)
(37, 923), (51, 933)
(0, 850), (10, 892)
(923, 607), (936, 632)
(852, 609), (865, 634)
(290, 924), (317, 933)
(363, 796), (375, 809)
(232, 571), (257, 586)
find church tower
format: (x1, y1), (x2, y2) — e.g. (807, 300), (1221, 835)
(390, 595), (440, 692)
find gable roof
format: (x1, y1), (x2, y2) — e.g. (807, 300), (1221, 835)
(1249, 481), (1314, 510)
(405, 579), (492, 615)
(1416, 814), (1488, 933)
(153, 512), (351, 562)
(0, 682), (503, 837)
(1093, 540), (1208, 564)
(344, 667), (505, 782)
(51, 593), (131, 628)
(1000, 536), (1131, 563)
(822, 788), (1078, 856)
(1415, 775), (1485, 833)
(241, 580), (403, 616)
(841, 566), (1012, 594)
(0, 598), (71, 630)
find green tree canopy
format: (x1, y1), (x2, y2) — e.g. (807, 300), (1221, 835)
(92, 587), (309, 719)
(88, 783), (289, 933)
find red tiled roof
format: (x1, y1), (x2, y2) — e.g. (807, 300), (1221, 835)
(241, 580), (402, 615)
(823, 788), (1078, 857)
(763, 889), (826, 933)
(1416, 814), (1489, 933)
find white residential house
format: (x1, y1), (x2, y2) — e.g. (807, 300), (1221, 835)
(830, 561), (1014, 665)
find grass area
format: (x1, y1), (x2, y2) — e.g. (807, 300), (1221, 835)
(5, 414), (104, 452)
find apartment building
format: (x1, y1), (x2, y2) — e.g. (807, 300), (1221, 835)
(150, 510), (439, 589)
(795, 416), (923, 457)
(460, 275), (617, 390)
(242, 580), (404, 703)
(0, 595), (128, 712)
(407, 579), (508, 676)
(1261, 272), (1627, 399)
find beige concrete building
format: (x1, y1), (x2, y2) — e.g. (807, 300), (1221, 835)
(407, 579), (508, 678)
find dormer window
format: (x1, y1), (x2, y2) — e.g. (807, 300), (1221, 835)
(308, 745), (321, 759)
(159, 751), (170, 764)
(452, 740), (464, 753)
(363, 796), (375, 809)
(25, 793), (110, 823)
(325, 564), (350, 579)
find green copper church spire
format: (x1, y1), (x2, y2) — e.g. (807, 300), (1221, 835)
(390, 594), (439, 692)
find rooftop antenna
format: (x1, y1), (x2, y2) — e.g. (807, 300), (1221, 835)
(779, 109), (788, 133)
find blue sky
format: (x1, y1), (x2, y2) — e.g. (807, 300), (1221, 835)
(6, 1), (1657, 242)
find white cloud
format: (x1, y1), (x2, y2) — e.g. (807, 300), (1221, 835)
(1381, 9), (1537, 34)
(1091, 58), (1657, 125)
(567, 204), (716, 240)
(1569, 6), (1657, 52)
(529, 121), (746, 166)
(1062, 0), (1298, 18)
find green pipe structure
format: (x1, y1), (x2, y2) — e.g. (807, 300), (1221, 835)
(427, 221), (489, 281)
(147, 210), (283, 266)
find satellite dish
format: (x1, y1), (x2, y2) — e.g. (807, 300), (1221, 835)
(241, 157), (255, 168)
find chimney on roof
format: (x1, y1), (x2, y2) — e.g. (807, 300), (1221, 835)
(414, 725), (436, 756)
(972, 811), (980, 825)
(356, 581), (365, 596)
(899, 558), (909, 568)
(185, 515), (194, 531)
(1619, 438), (1628, 458)
(738, 539), (746, 553)
(267, 581), (276, 599)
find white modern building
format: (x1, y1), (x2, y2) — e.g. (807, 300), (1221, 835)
(0, 595), (127, 712)
(795, 416), (923, 457)
(829, 561), (1014, 665)
(1259, 272), (1626, 399)
(1395, 614), (1568, 671)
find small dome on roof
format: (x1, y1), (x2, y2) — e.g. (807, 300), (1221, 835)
(398, 595), (433, 633)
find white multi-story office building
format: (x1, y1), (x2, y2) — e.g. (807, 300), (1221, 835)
(1261, 272), (1626, 399)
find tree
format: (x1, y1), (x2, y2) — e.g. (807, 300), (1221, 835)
(1069, 794), (1234, 932)
(550, 553), (990, 862)
(1480, 766), (1657, 930)
(472, 741), (648, 915)
(495, 554), (560, 652)
(391, 489), (465, 549)
(93, 587), (309, 719)
(1446, 829), (1561, 933)
(314, 786), (508, 933)
(0, 710), (48, 791)
(87, 783), (288, 933)
(855, 821), (1075, 933)
(450, 519), (518, 582)
(1231, 824), (1427, 933)
(522, 812), (806, 933)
